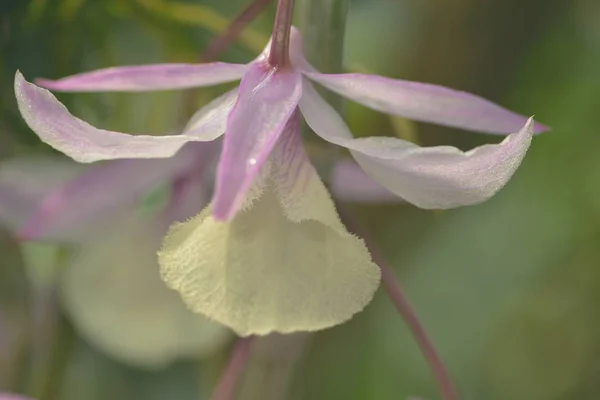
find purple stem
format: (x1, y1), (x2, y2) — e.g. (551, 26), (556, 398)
(268, 0), (295, 67)
(379, 265), (460, 400)
(180, 0), (273, 124)
(202, 0), (274, 62)
(340, 209), (460, 400)
(211, 337), (254, 400)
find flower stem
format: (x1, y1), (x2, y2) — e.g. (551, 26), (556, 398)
(35, 315), (75, 400)
(25, 248), (74, 400)
(211, 337), (254, 400)
(340, 210), (460, 400)
(297, 0), (348, 179)
(298, 0), (347, 113)
(237, 333), (311, 400)
(297, 0), (348, 75)
(268, 0), (295, 67)
(379, 265), (460, 400)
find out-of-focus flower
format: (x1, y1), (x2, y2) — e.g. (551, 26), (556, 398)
(330, 158), (401, 203)
(0, 394), (35, 400)
(14, 26), (545, 336)
(0, 139), (233, 368)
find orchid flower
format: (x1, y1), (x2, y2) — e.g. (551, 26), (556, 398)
(0, 140), (234, 367)
(13, 0), (546, 336)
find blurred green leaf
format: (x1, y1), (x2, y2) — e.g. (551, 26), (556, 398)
(61, 339), (202, 400)
(58, 0), (86, 20)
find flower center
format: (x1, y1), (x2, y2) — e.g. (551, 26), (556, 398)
(268, 0), (295, 67)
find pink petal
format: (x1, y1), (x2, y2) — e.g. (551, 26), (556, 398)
(330, 159), (402, 203)
(36, 62), (247, 92)
(15, 72), (227, 162)
(0, 146), (200, 242)
(300, 80), (535, 209)
(294, 55), (546, 134)
(212, 63), (302, 220)
(182, 88), (239, 139)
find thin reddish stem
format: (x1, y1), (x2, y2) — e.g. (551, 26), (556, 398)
(211, 337), (254, 400)
(268, 0), (295, 67)
(202, 0), (274, 62)
(379, 265), (459, 400)
(340, 209), (460, 400)
(180, 0), (272, 124)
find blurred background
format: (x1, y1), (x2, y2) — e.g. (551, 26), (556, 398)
(1, 0), (599, 399)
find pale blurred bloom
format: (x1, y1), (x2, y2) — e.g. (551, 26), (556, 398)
(0, 393), (35, 400)
(0, 140), (233, 367)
